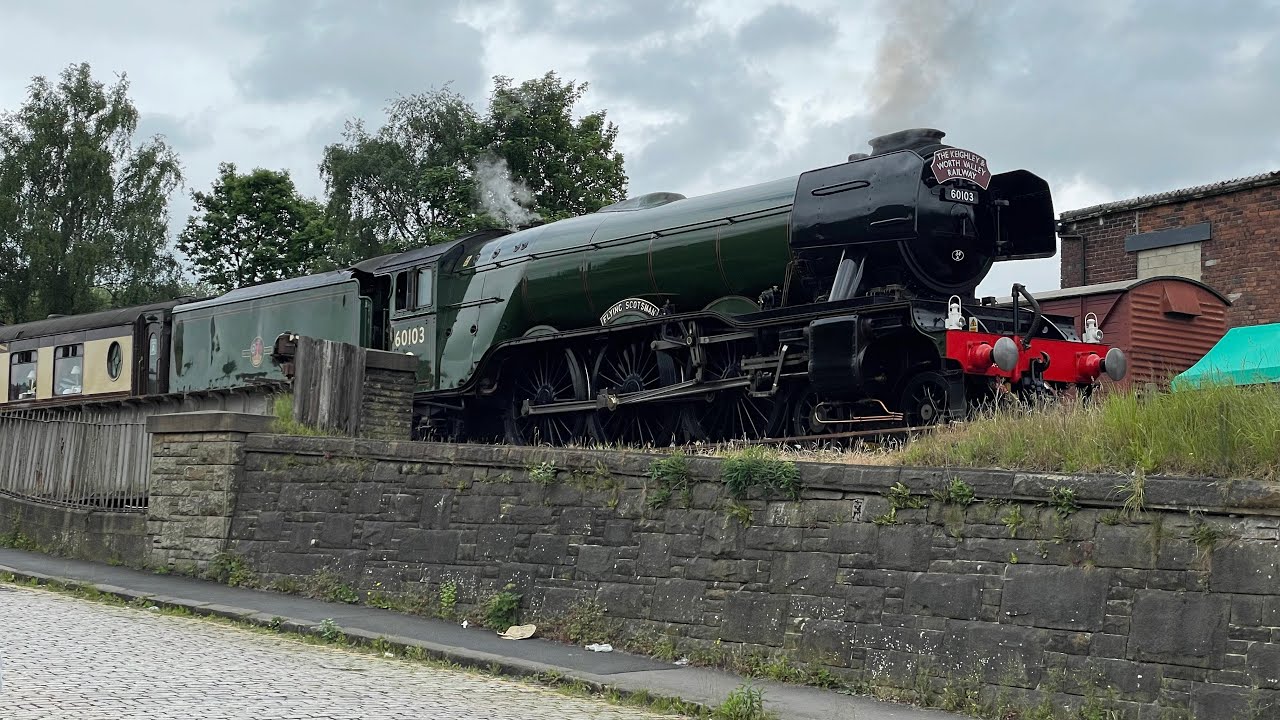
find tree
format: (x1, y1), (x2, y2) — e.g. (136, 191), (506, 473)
(0, 62), (185, 324)
(177, 163), (332, 294)
(481, 72), (627, 221)
(320, 73), (628, 265)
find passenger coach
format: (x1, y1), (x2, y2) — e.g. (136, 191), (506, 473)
(0, 300), (185, 407)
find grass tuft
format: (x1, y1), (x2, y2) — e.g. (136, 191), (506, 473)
(901, 382), (1280, 481)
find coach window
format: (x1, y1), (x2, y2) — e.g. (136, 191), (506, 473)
(8, 351), (37, 401)
(415, 267), (433, 309)
(54, 344), (84, 396)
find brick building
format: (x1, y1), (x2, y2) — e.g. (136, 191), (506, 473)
(1059, 171), (1280, 328)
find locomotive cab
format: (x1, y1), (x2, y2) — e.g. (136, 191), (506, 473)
(789, 128), (1056, 302)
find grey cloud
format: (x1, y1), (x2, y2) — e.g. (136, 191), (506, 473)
(587, 32), (785, 194)
(499, 0), (700, 42)
(227, 0), (486, 108)
(136, 112), (216, 154)
(735, 4), (838, 54)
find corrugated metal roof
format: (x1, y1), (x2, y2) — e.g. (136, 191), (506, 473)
(991, 275), (1230, 306)
(1060, 170), (1280, 222)
(0, 299), (189, 343)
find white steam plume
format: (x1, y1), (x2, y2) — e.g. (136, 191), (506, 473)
(865, 0), (983, 135)
(474, 156), (541, 229)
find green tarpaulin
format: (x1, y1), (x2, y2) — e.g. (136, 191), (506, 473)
(1171, 323), (1280, 391)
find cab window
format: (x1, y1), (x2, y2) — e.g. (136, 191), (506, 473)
(415, 268), (433, 309)
(8, 351), (37, 401)
(54, 344), (83, 396)
(393, 267), (434, 313)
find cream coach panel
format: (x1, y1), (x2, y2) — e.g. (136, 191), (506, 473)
(0, 350), (8, 405)
(35, 346), (54, 401)
(82, 336), (133, 395)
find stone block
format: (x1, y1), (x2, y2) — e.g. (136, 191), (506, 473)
(1191, 684), (1277, 720)
(843, 586), (885, 623)
(1002, 565), (1109, 631)
(475, 525), (518, 562)
(875, 525), (934, 571)
(1210, 541), (1280, 594)
(650, 579), (706, 624)
(603, 520), (633, 546)
(789, 595), (846, 623)
(1249, 642), (1280, 689)
(523, 533), (570, 565)
(719, 592), (786, 645)
(939, 621), (1048, 684)
(1128, 590), (1229, 668)
(317, 515), (356, 548)
(903, 573), (983, 620)
(797, 619), (856, 666)
(417, 491), (451, 529)
(1232, 595), (1280, 628)
(596, 582), (646, 618)
(742, 525), (803, 551)
(558, 508), (593, 536)
(683, 558), (765, 584)
(770, 552), (839, 595)
(637, 534), (671, 575)
(395, 528), (460, 564)
(575, 545), (614, 580)
(699, 518), (745, 557)
(826, 522), (877, 553)
(455, 496), (502, 524)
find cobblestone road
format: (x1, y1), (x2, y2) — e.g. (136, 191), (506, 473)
(0, 584), (679, 719)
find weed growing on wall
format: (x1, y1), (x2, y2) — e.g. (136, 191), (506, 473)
(719, 446), (800, 500)
(482, 583), (522, 629)
(886, 481), (927, 510)
(0, 528), (38, 550)
(647, 451), (692, 509)
(206, 552), (257, 588)
(528, 461), (558, 486)
(931, 477), (976, 506)
(438, 581), (458, 618)
(712, 684), (775, 720)
(1047, 486), (1080, 520)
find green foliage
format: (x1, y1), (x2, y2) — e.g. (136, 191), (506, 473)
(872, 507), (898, 526)
(901, 382), (1280, 481)
(720, 446), (800, 500)
(1118, 474), (1147, 520)
(536, 599), (620, 646)
(482, 583), (522, 629)
(1189, 519), (1225, 553)
(177, 162), (333, 293)
(886, 481), (927, 509)
(0, 528), (37, 550)
(304, 570), (360, 604)
(712, 684), (775, 720)
(206, 552), (257, 588)
(932, 477), (976, 506)
(723, 499), (754, 526)
(647, 451), (692, 509)
(438, 581), (458, 618)
(319, 72), (627, 265)
(528, 461), (558, 486)
(1003, 505), (1026, 537)
(317, 618), (343, 642)
(0, 62), (187, 324)
(270, 394), (329, 437)
(1048, 486), (1080, 520)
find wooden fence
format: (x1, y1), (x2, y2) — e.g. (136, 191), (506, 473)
(289, 336), (366, 436)
(0, 408), (151, 511)
(0, 388), (281, 512)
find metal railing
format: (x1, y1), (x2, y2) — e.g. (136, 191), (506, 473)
(0, 408), (152, 511)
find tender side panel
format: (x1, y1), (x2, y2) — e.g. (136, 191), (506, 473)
(0, 350), (8, 405)
(170, 281), (366, 393)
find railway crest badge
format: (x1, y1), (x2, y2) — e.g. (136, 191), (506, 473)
(930, 148), (992, 190)
(242, 336), (265, 368)
(600, 298), (660, 326)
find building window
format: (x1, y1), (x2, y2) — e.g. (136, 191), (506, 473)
(107, 341), (123, 381)
(8, 351), (37, 401)
(54, 344), (83, 396)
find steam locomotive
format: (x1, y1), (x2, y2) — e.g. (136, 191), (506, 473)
(1, 128), (1127, 446)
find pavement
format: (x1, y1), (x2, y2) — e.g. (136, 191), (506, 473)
(0, 548), (963, 720)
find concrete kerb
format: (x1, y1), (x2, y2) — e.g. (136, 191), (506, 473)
(0, 565), (722, 717)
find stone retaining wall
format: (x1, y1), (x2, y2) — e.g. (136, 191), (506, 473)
(0, 492), (146, 565)
(140, 419), (1279, 720)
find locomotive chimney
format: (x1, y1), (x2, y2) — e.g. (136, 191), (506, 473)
(868, 128), (946, 156)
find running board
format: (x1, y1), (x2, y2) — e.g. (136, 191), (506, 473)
(521, 376), (751, 417)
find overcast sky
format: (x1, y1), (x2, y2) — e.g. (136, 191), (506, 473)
(3, 0), (1278, 297)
